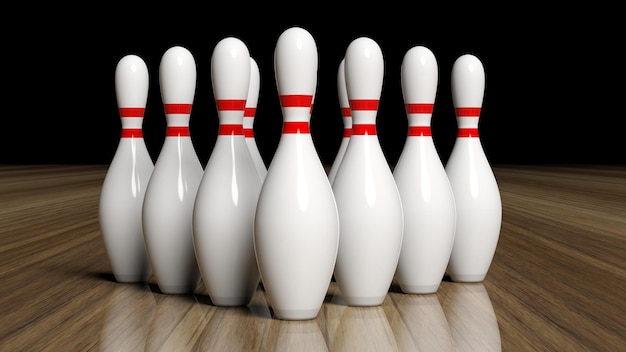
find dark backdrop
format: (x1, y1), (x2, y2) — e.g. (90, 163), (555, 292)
(4, 8), (624, 167)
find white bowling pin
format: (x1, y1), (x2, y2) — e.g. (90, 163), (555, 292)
(192, 37), (262, 306)
(254, 26), (340, 320)
(327, 58), (351, 185)
(142, 46), (203, 294)
(99, 54), (153, 283)
(445, 53), (502, 282)
(393, 46), (457, 294)
(332, 37), (404, 306)
(244, 57), (268, 182)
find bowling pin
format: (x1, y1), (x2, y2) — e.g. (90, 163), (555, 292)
(192, 37), (262, 306)
(244, 57), (268, 182)
(445, 53), (502, 282)
(327, 58), (351, 185)
(253, 26), (340, 320)
(332, 37), (404, 306)
(99, 54), (153, 283)
(393, 46), (457, 294)
(142, 46), (203, 294)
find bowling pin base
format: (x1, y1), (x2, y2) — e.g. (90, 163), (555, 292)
(343, 296), (386, 307)
(449, 273), (486, 283)
(272, 308), (320, 321)
(399, 284), (440, 295)
(114, 273), (150, 284)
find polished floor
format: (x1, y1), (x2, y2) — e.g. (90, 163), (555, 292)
(1, 164), (624, 351)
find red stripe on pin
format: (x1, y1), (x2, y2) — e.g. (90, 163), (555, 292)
(458, 128), (479, 137)
(350, 100), (379, 111)
(456, 107), (481, 117)
(283, 121), (310, 134)
(352, 124), (377, 135)
(244, 108), (256, 117)
(408, 126), (431, 136)
(119, 108), (145, 118)
(217, 100), (246, 111)
(164, 104), (193, 114)
(405, 103), (434, 114)
(243, 128), (254, 138)
(166, 126), (190, 137)
(219, 124), (244, 135)
(121, 128), (143, 138)
(343, 128), (352, 138)
(280, 95), (313, 107)
(341, 108), (351, 117)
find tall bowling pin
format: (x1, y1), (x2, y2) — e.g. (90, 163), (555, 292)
(253, 26), (340, 320)
(244, 57), (267, 182)
(192, 37), (262, 306)
(327, 58), (351, 185)
(142, 46), (203, 294)
(393, 46), (456, 294)
(445, 53), (502, 282)
(332, 37), (404, 306)
(99, 54), (153, 283)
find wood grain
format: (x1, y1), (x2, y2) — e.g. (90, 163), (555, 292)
(1, 164), (624, 351)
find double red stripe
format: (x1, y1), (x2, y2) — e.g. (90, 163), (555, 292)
(243, 128), (254, 138)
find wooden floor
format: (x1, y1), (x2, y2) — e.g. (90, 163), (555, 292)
(1, 164), (624, 351)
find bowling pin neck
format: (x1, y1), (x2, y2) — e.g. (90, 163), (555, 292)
(243, 109), (256, 138)
(280, 94), (314, 123)
(405, 103), (434, 128)
(349, 99), (378, 126)
(164, 103), (192, 126)
(216, 99), (246, 125)
(341, 108), (352, 128)
(119, 107), (145, 130)
(455, 107), (481, 132)
(120, 115), (144, 132)
(165, 114), (191, 127)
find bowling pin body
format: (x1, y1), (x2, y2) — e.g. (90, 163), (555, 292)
(327, 58), (351, 185)
(192, 37), (262, 306)
(99, 54), (153, 283)
(142, 46), (203, 294)
(445, 53), (502, 282)
(254, 27), (340, 320)
(393, 46), (456, 294)
(244, 57), (267, 182)
(332, 37), (404, 306)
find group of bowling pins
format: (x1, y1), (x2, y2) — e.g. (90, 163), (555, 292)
(99, 26), (502, 321)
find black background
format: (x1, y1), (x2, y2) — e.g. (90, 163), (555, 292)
(4, 7), (624, 167)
